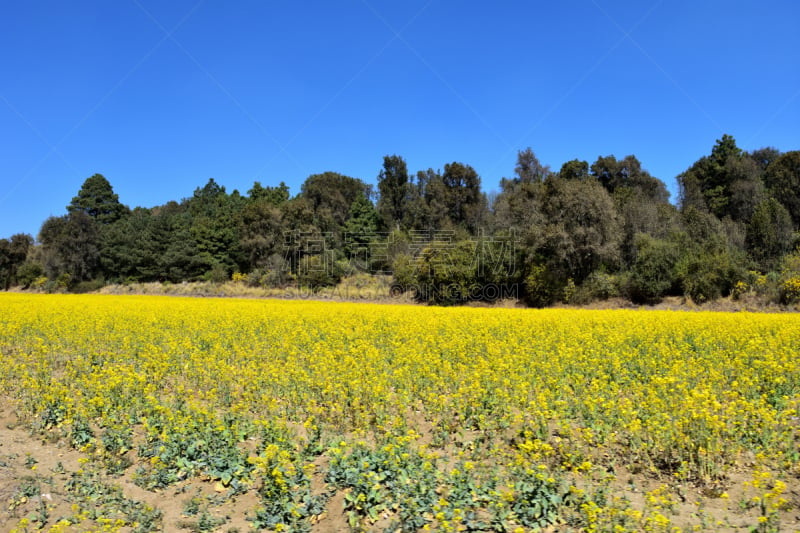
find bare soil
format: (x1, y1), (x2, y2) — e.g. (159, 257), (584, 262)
(0, 397), (353, 533)
(3, 396), (800, 532)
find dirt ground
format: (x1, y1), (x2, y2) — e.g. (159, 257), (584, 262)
(0, 401), (346, 533)
(1, 399), (798, 532)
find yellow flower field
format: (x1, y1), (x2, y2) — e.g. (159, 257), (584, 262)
(0, 293), (798, 532)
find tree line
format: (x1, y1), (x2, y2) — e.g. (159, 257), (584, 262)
(2, 134), (800, 306)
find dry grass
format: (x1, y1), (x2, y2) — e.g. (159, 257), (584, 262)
(98, 273), (417, 304)
(91, 275), (800, 312)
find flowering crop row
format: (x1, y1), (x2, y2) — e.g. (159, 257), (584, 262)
(1, 294), (798, 531)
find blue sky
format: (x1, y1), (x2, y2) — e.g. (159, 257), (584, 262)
(1, 1), (798, 238)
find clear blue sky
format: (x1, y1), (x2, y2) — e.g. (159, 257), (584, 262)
(1, 1), (798, 238)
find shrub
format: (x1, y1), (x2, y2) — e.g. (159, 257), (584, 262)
(54, 273), (72, 292)
(245, 269), (265, 288)
(775, 250), (800, 304)
(16, 261), (44, 289)
(628, 235), (679, 304)
(523, 264), (560, 308)
(205, 264), (229, 284)
(562, 278), (578, 304)
(730, 280), (749, 300)
(583, 271), (621, 301)
(414, 240), (478, 305)
(675, 248), (746, 304)
(780, 276), (800, 304)
(390, 253), (416, 294)
(296, 254), (343, 291)
(249, 255), (293, 288)
(71, 279), (105, 294)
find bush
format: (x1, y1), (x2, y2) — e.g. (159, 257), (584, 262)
(248, 255), (293, 288)
(296, 254), (343, 291)
(71, 279), (105, 294)
(730, 280), (749, 300)
(245, 269), (265, 288)
(16, 261), (44, 288)
(414, 241), (478, 305)
(780, 277), (800, 304)
(628, 235), (679, 304)
(676, 256), (721, 304)
(562, 278), (578, 304)
(337, 258), (359, 279)
(779, 251), (800, 304)
(745, 270), (781, 302)
(583, 271), (621, 301)
(675, 249), (745, 304)
(523, 264), (561, 308)
(390, 253), (416, 294)
(205, 264), (229, 284)
(55, 273), (72, 291)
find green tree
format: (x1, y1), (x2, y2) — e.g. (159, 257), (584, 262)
(726, 155), (765, 223)
(280, 196), (328, 275)
(749, 147), (782, 172)
(522, 263), (561, 307)
(628, 234), (680, 303)
(343, 193), (380, 270)
(559, 159), (589, 181)
(15, 261), (44, 288)
(414, 240), (478, 305)
(764, 151), (800, 228)
(589, 154), (675, 267)
(513, 148), (550, 183)
(671, 207), (748, 303)
(100, 206), (191, 282)
(405, 168), (451, 233)
(187, 179), (247, 276)
(677, 134), (759, 221)
(67, 174), (129, 224)
(746, 198), (794, 271)
(301, 172), (371, 228)
(0, 233), (33, 289)
(590, 154), (669, 202)
(532, 176), (621, 284)
(675, 247), (744, 304)
(239, 200), (285, 270)
(494, 150), (548, 233)
(376, 155), (410, 230)
(248, 181), (290, 206)
(496, 154), (622, 303)
(99, 200), (214, 283)
(492, 177), (543, 234)
(613, 187), (680, 266)
(100, 208), (156, 281)
(297, 171), (373, 254)
(0, 240), (10, 289)
(38, 212), (100, 283)
(159, 206), (209, 282)
(441, 162), (487, 233)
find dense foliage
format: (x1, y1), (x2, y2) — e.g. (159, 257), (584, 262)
(2, 135), (800, 306)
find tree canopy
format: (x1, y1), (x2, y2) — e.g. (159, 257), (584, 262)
(68, 173), (129, 224)
(4, 135), (800, 307)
